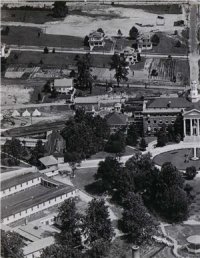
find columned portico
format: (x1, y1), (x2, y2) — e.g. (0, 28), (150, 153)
(183, 109), (200, 142)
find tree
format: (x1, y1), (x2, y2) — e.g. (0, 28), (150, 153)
(43, 80), (52, 93)
(157, 125), (168, 147)
(43, 46), (49, 54)
(41, 244), (83, 258)
(86, 239), (110, 258)
(104, 130), (126, 157)
(129, 26), (139, 40)
(139, 137), (147, 151)
(175, 40), (181, 48)
(64, 152), (81, 177)
(126, 124), (139, 146)
(1, 230), (25, 258)
(110, 53), (128, 87)
(76, 54), (93, 92)
(97, 28), (105, 35)
(55, 198), (82, 249)
(3, 138), (22, 165)
(95, 157), (122, 194)
(30, 140), (46, 166)
(84, 199), (114, 245)
(118, 192), (157, 245)
(61, 111), (110, 160)
(151, 34), (160, 46)
(69, 69), (76, 78)
(117, 29), (122, 37)
(52, 1), (68, 18)
(84, 35), (90, 47)
(52, 48), (56, 53)
(185, 166), (197, 180)
(174, 114), (183, 140)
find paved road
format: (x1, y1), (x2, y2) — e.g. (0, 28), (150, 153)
(9, 45), (189, 59)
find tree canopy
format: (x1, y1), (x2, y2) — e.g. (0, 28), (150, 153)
(1, 230), (25, 258)
(52, 1), (68, 18)
(61, 110), (110, 160)
(105, 130), (126, 156)
(126, 124), (139, 147)
(41, 244), (83, 258)
(55, 198), (82, 249)
(129, 26), (139, 40)
(110, 53), (128, 87)
(118, 192), (157, 245)
(84, 199), (114, 245)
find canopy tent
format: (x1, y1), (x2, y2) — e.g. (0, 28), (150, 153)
(12, 110), (20, 117)
(22, 109), (31, 117)
(32, 109), (41, 117)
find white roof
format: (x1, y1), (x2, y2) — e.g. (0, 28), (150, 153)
(12, 110), (20, 117)
(75, 96), (99, 104)
(39, 155), (58, 167)
(54, 78), (73, 88)
(23, 236), (55, 255)
(187, 235), (200, 244)
(32, 109), (41, 117)
(22, 109), (31, 117)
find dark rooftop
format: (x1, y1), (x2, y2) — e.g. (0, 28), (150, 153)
(1, 184), (75, 218)
(1, 172), (42, 191)
(105, 112), (128, 126)
(146, 97), (192, 109)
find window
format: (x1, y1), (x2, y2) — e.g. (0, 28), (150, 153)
(154, 120), (156, 124)
(171, 120), (175, 124)
(148, 120), (151, 124)
(159, 120), (163, 124)
(166, 121), (168, 124)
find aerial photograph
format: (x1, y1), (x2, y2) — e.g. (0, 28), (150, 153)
(0, 0), (200, 257)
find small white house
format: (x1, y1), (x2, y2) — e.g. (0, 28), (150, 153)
(88, 31), (105, 50)
(121, 47), (139, 66)
(138, 35), (152, 51)
(53, 78), (74, 94)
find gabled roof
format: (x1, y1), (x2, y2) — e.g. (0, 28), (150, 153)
(183, 108), (200, 116)
(146, 97), (192, 109)
(106, 112), (128, 126)
(39, 155), (58, 167)
(54, 78), (73, 88)
(23, 237), (55, 255)
(1, 172), (42, 191)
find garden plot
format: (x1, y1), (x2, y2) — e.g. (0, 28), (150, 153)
(147, 58), (189, 85)
(45, 6), (186, 37)
(1, 85), (33, 105)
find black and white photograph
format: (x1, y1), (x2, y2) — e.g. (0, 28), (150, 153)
(1, 0), (200, 257)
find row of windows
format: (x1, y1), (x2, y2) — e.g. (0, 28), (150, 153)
(3, 179), (40, 194)
(147, 120), (175, 124)
(7, 194), (68, 221)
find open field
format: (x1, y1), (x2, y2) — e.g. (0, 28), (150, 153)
(2, 26), (84, 49)
(154, 149), (200, 171)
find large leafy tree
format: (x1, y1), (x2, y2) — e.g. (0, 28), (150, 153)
(105, 130), (126, 157)
(76, 53), (93, 93)
(40, 244), (83, 258)
(3, 138), (22, 165)
(118, 192), (157, 245)
(64, 151), (81, 177)
(61, 111), (110, 160)
(110, 53), (128, 87)
(1, 230), (25, 258)
(52, 1), (68, 18)
(84, 199), (114, 245)
(126, 124), (139, 146)
(129, 26), (139, 40)
(86, 239), (110, 258)
(95, 157), (122, 194)
(55, 198), (82, 249)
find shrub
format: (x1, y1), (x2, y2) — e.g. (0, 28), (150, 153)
(43, 46), (49, 54)
(129, 26), (139, 40)
(151, 34), (160, 46)
(185, 166), (197, 180)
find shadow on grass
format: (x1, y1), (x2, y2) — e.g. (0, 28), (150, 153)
(85, 180), (105, 196)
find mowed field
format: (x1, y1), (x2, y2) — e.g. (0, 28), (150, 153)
(1, 26), (84, 49)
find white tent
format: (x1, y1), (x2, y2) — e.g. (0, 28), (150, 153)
(12, 110), (20, 117)
(32, 109), (41, 117)
(22, 109), (31, 117)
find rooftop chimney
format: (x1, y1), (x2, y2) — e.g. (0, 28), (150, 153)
(131, 245), (140, 258)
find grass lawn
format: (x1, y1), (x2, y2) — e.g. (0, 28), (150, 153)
(89, 146), (137, 160)
(153, 149), (200, 171)
(114, 4), (182, 14)
(72, 167), (97, 192)
(2, 26), (84, 48)
(1, 9), (59, 24)
(150, 32), (188, 55)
